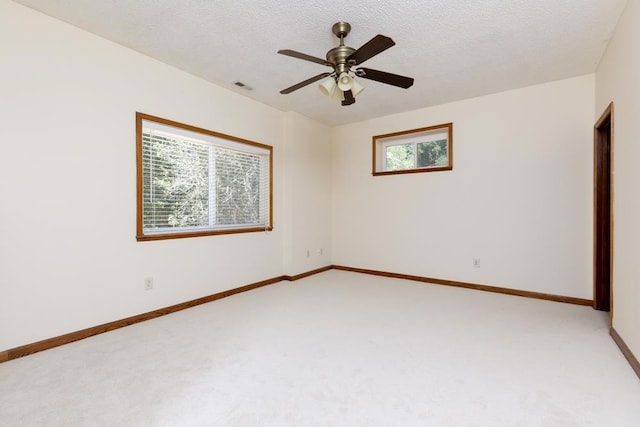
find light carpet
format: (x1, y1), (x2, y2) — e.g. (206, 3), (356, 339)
(1, 270), (639, 426)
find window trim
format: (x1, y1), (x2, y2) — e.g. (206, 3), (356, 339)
(372, 122), (453, 176)
(136, 112), (273, 241)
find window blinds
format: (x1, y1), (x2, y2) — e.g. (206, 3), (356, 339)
(141, 119), (271, 236)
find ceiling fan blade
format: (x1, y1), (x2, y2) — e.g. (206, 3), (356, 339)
(357, 67), (414, 89)
(278, 49), (332, 67)
(342, 90), (355, 106)
(347, 35), (395, 65)
(280, 72), (332, 94)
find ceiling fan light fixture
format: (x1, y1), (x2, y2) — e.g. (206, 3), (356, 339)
(333, 88), (345, 101)
(351, 77), (365, 97)
(318, 76), (337, 97)
(337, 72), (354, 91)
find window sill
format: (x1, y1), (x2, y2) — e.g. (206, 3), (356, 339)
(372, 166), (453, 176)
(136, 226), (274, 242)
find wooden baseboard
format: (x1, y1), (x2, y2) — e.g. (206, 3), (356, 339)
(2, 275), (284, 362)
(1, 263), (596, 363)
(1, 267), (333, 363)
(284, 265), (333, 281)
(332, 265), (594, 306)
(610, 328), (640, 380)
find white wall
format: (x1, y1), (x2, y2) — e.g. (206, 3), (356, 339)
(596, 0), (640, 360)
(332, 75), (595, 298)
(282, 112), (332, 276)
(0, 1), (295, 350)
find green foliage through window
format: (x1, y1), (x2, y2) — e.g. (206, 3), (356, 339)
(417, 140), (448, 168)
(385, 143), (414, 171)
(384, 139), (448, 171)
(143, 134), (210, 229)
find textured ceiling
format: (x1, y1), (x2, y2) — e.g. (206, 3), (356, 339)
(13, 0), (627, 126)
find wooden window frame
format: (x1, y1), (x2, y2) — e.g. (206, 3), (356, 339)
(372, 123), (453, 176)
(136, 112), (273, 241)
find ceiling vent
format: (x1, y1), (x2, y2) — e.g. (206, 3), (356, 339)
(234, 81), (253, 90)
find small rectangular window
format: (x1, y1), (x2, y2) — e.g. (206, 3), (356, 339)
(136, 113), (273, 241)
(373, 123), (453, 175)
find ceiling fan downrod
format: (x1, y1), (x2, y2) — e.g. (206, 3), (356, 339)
(327, 22), (355, 76)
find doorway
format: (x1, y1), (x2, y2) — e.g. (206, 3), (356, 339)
(593, 103), (613, 316)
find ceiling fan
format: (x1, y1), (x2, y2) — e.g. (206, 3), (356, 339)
(278, 22), (414, 106)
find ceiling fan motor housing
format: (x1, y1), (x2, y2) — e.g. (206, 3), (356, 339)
(327, 22), (356, 75)
(326, 46), (355, 75)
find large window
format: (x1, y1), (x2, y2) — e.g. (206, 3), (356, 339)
(136, 113), (272, 241)
(372, 123), (453, 175)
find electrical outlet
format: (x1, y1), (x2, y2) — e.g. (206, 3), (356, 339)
(316, 248), (323, 256)
(144, 277), (154, 290)
(473, 258), (480, 268)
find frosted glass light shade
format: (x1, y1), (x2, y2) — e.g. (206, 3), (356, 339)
(351, 78), (365, 97)
(318, 76), (336, 97)
(337, 72), (353, 91)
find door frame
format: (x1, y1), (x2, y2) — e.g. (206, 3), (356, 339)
(593, 102), (614, 323)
